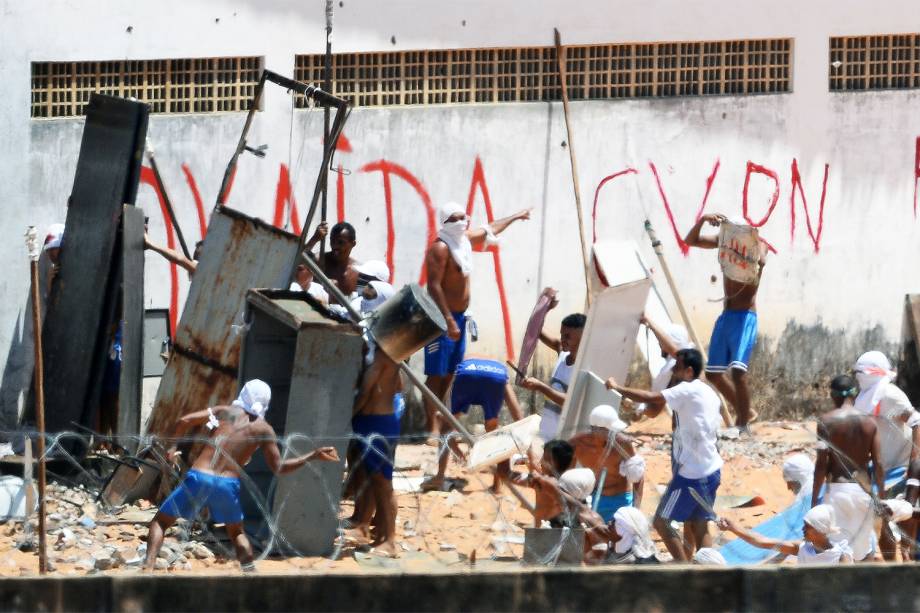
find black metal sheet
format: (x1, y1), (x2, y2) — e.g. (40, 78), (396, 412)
(41, 95), (148, 435)
(117, 205), (145, 449)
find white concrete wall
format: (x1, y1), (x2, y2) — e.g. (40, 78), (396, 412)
(3, 0), (920, 424)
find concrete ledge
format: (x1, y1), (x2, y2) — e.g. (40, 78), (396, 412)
(2, 564), (920, 612)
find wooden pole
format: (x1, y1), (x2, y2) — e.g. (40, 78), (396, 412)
(644, 220), (734, 427)
(320, 0), (334, 260)
(25, 227), (48, 574)
(554, 29), (592, 307)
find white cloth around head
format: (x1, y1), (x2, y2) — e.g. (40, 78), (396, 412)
(356, 259), (390, 283)
(613, 507), (656, 558)
(232, 379), (271, 419)
(361, 280), (396, 313)
(782, 454), (814, 489)
(692, 547), (727, 565)
(854, 351), (896, 415)
(43, 223), (65, 250)
(558, 468), (596, 501)
(438, 201), (466, 225)
(589, 404), (626, 432)
(803, 503), (840, 537)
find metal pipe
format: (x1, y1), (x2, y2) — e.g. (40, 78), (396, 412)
(321, 0), (334, 261)
(215, 72), (268, 207)
(146, 144), (191, 260)
(25, 227), (48, 574)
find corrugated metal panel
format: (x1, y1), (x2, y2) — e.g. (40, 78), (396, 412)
(41, 95), (148, 435)
(144, 206), (299, 436)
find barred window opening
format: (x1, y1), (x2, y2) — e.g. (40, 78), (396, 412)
(295, 38), (792, 108)
(31, 56), (263, 119)
(830, 34), (920, 91)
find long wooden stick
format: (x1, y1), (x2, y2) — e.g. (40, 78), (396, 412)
(26, 227), (48, 574)
(554, 29), (592, 307)
(320, 0), (334, 261)
(644, 220), (733, 427)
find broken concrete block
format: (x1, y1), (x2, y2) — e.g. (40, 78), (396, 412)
(188, 543), (214, 560)
(92, 551), (114, 570)
(154, 558), (168, 570)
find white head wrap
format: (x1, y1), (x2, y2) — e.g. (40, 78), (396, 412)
(232, 379), (271, 419)
(692, 547), (727, 565)
(619, 454), (646, 483)
(558, 468), (596, 501)
(667, 323), (693, 350)
(44, 223), (65, 251)
(589, 405), (626, 432)
(361, 280), (396, 314)
(613, 507), (656, 558)
(804, 504), (841, 537)
(355, 259), (390, 283)
(884, 498), (914, 523)
(853, 351), (896, 415)
(437, 202), (472, 276)
(782, 454), (814, 492)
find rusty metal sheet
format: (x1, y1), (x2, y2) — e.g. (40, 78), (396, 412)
(41, 95), (148, 435)
(117, 205), (146, 449)
(144, 206), (299, 436)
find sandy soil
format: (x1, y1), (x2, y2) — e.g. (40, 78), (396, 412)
(0, 415), (821, 577)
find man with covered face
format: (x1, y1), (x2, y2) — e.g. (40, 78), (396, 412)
(422, 202), (530, 442)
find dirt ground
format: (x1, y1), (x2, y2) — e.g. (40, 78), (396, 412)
(0, 415), (820, 577)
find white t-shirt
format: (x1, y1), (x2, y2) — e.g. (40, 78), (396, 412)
(661, 379), (723, 479)
(543, 351), (574, 415)
(651, 358), (676, 393)
(856, 383), (920, 471)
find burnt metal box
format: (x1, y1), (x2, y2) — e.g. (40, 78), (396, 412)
(239, 289), (362, 557)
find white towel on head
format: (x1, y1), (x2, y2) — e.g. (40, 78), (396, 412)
(782, 454), (814, 493)
(692, 547), (726, 565)
(824, 484), (874, 561)
(559, 468), (596, 501)
(613, 507), (655, 558)
(804, 503), (841, 537)
(589, 405), (625, 432)
(232, 379), (271, 419)
(360, 280), (396, 314)
(854, 351), (896, 416)
(619, 454), (646, 483)
(437, 202), (472, 276)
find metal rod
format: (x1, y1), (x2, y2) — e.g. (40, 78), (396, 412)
(321, 0), (334, 261)
(215, 72), (268, 208)
(146, 145), (191, 260)
(643, 220), (734, 427)
(554, 28), (592, 308)
(26, 227), (48, 574)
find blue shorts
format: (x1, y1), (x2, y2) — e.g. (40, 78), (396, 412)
(352, 411), (401, 480)
(706, 310), (758, 373)
(656, 470), (721, 522)
(451, 359), (508, 421)
(596, 491), (633, 523)
(424, 312), (467, 376)
(160, 469), (243, 525)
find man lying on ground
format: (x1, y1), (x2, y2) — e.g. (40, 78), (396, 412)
(143, 380), (339, 572)
(568, 404), (644, 522)
(718, 505), (854, 565)
(813, 374), (885, 562)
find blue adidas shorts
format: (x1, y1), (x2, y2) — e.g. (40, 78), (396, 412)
(706, 310), (758, 373)
(424, 311), (467, 376)
(160, 469), (243, 525)
(596, 491), (634, 523)
(451, 358), (508, 421)
(352, 411), (401, 480)
(656, 470), (721, 522)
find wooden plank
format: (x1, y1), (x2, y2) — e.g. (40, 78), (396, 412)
(117, 205), (145, 450)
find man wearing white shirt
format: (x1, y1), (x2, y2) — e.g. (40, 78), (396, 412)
(606, 348), (722, 561)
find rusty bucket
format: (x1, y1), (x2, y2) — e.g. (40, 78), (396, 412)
(366, 283), (447, 362)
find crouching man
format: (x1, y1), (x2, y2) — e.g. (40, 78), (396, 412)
(144, 380), (339, 572)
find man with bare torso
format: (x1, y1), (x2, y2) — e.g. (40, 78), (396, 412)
(813, 374), (885, 562)
(684, 213), (766, 430)
(349, 351), (403, 557)
(423, 202), (530, 439)
(568, 405), (644, 522)
(305, 221), (360, 299)
(143, 380), (339, 571)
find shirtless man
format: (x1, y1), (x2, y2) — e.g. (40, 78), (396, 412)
(423, 202), (530, 439)
(508, 439), (575, 527)
(143, 380), (339, 571)
(812, 374), (885, 562)
(305, 221), (359, 298)
(684, 214), (766, 430)
(349, 352), (403, 556)
(568, 404), (644, 522)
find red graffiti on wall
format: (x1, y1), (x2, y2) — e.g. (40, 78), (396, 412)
(648, 159), (720, 255)
(181, 164), (208, 239)
(742, 162), (780, 227)
(591, 167), (638, 244)
(465, 157), (516, 360)
(789, 159), (829, 253)
(914, 137), (920, 218)
(359, 160), (437, 285)
(272, 164), (302, 234)
(139, 166), (180, 334)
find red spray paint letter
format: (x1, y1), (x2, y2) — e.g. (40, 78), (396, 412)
(591, 168), (638, 244)
(742, 162), (780, 227)
(140, 166), (179, 334)
(789, 159), (829, 253)
(649, 160), (720, 255)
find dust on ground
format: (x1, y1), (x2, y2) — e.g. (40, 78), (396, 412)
(0, 416), (817, 576)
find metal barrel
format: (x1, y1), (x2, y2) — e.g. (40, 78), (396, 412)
(366, 283), (447, 362)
